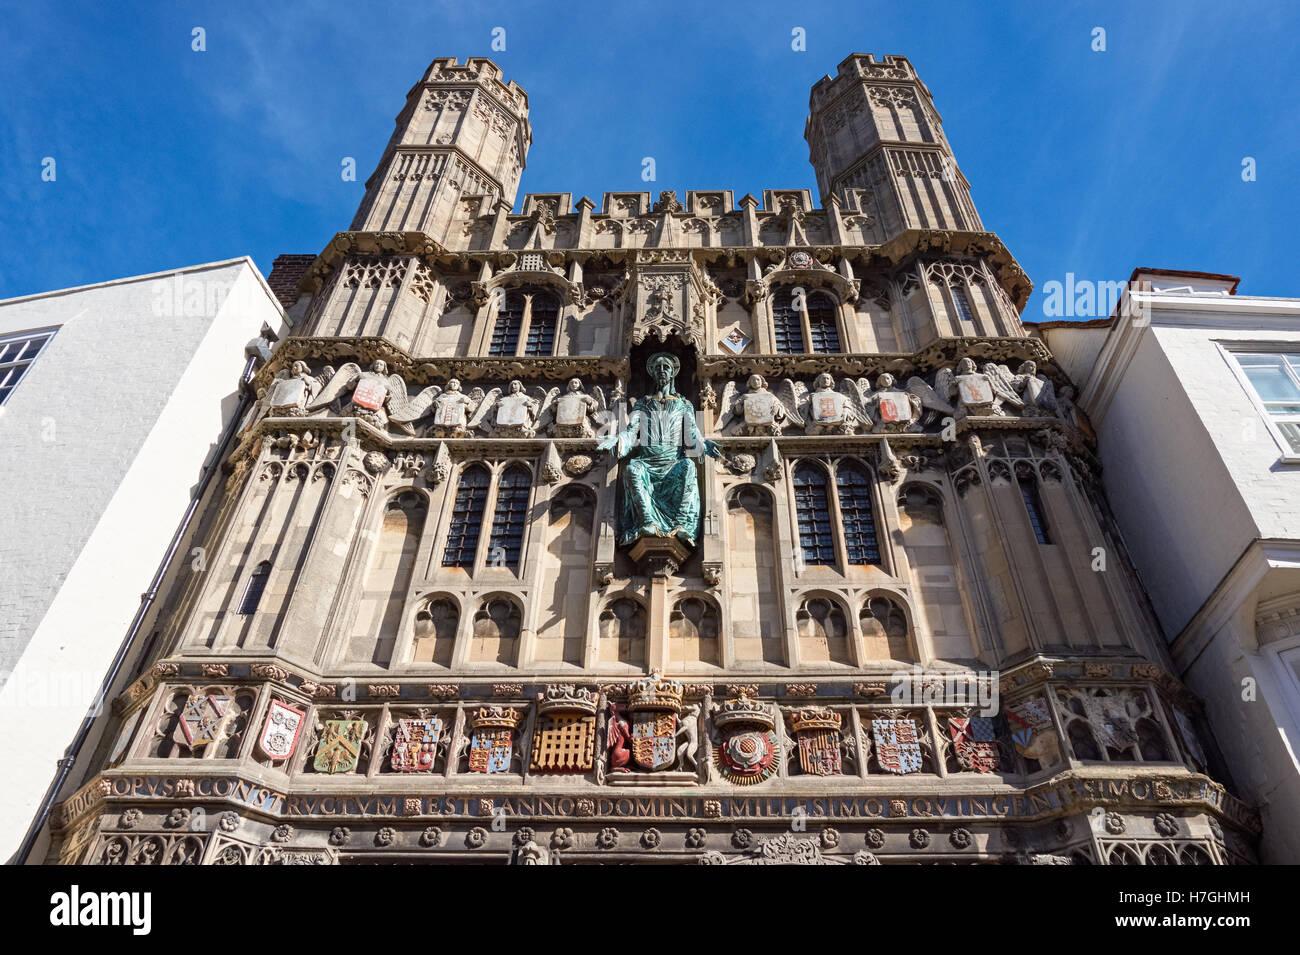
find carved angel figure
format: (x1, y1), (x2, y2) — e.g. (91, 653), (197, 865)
(1012, 360), (1058, 416)
(549, 377), (609, 438)
(798, 372), (871, 435)
(470, 379), (559, 438)
(717, 374), (804, 436)
(309, 360), (441, 435)
(931, 358), (1024, 418)
(261, 360), (326, 417)
(427, 378), (490, 438)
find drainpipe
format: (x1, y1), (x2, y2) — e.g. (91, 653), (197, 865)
(12, 352), (263, 864)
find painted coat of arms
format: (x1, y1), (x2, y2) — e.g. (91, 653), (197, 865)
(179, 693), (231, 749)
(872, 718), (922, 774)
(256, 700), (306, 761)
(631, 712), (678, 770)
(313, 718), (367, 774)
(791, 707), (843, 776)
(876, 391), (910, 424)
(948, 716), (999, 773)
(1005, 697), (1061, 765)
(628, 673), (684, 772)
(351, 377), (386, 411)
(390, 717), (442, 772)
(469, 707), (520, 774)
(957, 374), (993, 407)
(713, 695), (779, 785)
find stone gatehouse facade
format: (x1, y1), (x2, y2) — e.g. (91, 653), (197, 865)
(48, 54), (1258, 865)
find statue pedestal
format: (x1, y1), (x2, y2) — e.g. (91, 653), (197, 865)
(628, 536), (692, 672)
(628, 535), (692, 577)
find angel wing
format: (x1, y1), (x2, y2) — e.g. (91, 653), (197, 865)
(533, 385), (562, 431)
(981, 363), (1024, 407)
(716, 379), (741, 432)
(774, 378), (806, 427)
(307, 362), (362, 410)
(904, 376), (955, 415)
(389, 384), (442, 426)
(837, 376), (873, 420)
(933, 366), (955, 403)
(466, 387), (501, 430)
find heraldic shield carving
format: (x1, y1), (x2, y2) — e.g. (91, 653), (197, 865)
(948, 716), (999, 773)
(314, 718), (367, 774)
(469, 707), (521, 773)
(713, 694), (779, 785)
(1006, 696), (1061, 765)
(872, 718), (922, 774)
(530, 686), (598, 772)
(790, 707), (843, 776)
(179, 693), (231, 749)
(629, 673), (684, 771)
(390, 717), (443, 773)
(257, 700), (306, 761)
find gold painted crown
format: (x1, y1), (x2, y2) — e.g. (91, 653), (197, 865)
(713, 694), (775, 731)
(629, 672), (684, 712)
(472, 706), (522, 730)
(536, 684), (598, 716)
(790, 706), (842, 734)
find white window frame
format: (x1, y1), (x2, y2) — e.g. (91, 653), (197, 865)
(1219, 343), (1300, 465)
(1265, 632), (1300, 734)
(0, 326), (58, 406)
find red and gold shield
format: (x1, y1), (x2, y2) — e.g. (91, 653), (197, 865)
(352, 378), (386, 411)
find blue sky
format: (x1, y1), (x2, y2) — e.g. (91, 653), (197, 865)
(2, 0), (1296, 321)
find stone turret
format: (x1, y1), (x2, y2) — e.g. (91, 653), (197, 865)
(350, 56), (531, 243)
(804, 53), (982, 235)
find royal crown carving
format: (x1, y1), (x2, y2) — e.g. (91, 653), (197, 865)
(536, 684), (599, 716)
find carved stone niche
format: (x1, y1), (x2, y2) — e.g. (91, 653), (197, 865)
(627, 255), (714, 348)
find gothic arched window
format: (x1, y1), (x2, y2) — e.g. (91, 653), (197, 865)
(487, 465), (532, 569)
(442, 465), (491, 567)
(793, 463), (835, 565)
(1018, 475), (1051, 545)
(236, 561), (271, 615)
(524, 290), (559, 356)
(805, 291), (841, 353)
(489, 290), (525, 356)
(771, 287), (806, 354)
(836, 462), (880, 565)
(951, 286), (975, 324)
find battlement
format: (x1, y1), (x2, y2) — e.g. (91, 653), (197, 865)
(420, 56), (529, 115)
(808, 53), (931, 111)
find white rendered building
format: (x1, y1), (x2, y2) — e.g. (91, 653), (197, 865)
(0, 258), (288, 862)
(1036, 268), (1300, 862)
